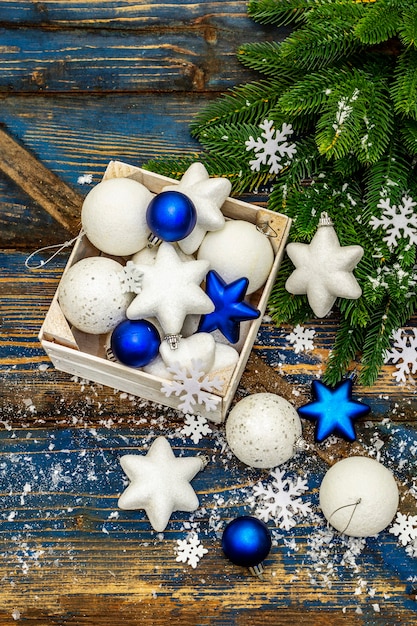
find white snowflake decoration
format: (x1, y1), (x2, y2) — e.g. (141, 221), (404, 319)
(286, 324), (316, 354)
(384, 328), (417, 383)
(369, 195), (417, 250)
(118, 261), (143, 294)
(180, 414), (212, 444)
(245, 120), (296, 174)
(252, 468), (312, 531)
(160, 359), (223, 414)
(175, 533), (208, 568)
(389, 512), (417, 549)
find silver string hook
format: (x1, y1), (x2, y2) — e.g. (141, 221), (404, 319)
(25, 231), (85, 270)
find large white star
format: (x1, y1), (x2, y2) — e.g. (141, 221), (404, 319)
(285, 214), (363, 317)
(163, 162), (232, 254)
(118, 436), (207, 532)
(126, 242), (213, 336)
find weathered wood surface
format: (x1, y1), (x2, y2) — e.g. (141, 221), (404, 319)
(0, 2), (416, 624)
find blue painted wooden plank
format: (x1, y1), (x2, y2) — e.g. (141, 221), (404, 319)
(0, 21), (269, 93)
(0, 424), (416, 615)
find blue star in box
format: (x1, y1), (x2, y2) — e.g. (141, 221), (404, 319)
(198, 270), (260, 344)
(297, 378), (370, 443)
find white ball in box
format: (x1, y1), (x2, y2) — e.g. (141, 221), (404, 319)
(39, 161), (292, 423)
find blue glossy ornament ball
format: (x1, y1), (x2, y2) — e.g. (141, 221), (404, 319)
(222, 516), (272, 568)
(110, 319), (161, 368)
(146, 191), (197, 242)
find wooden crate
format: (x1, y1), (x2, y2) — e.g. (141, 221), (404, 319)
(39, 161), (291, 422)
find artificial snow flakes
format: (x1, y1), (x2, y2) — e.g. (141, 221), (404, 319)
(384, 328), (417, 383)
(118, 261), (143, 294)
(175, 532), (208, 568)
(245, 119), (296, 174)
(369, 195), (417, 250)
(251, 468), (311, 530)
(160, 359), (223, 414)
(389, 512), (417, 548)
(180, 414), (212, 444)
(286, 324), (316, 354)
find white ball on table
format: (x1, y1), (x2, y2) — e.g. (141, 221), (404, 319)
(197, 220), (274, 294)
(319, 456), (399, 537)
(58, 256), (133, 335)
(81, 177), (154, 256)
(225, 393), (302, 468)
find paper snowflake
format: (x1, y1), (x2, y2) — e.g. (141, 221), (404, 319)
(160, 359), (223, 414)
(245, 120), (296, 174)
(251, 468), (312, 531)
(384, 328), (417, 383)
(286, 324), (316, 354)
(175, 533), (208, 568)
(180, 414), (212, 444)
(389, 512), (417, 548)
(369, 195), (417, 250)
(118, 261), (143, 294)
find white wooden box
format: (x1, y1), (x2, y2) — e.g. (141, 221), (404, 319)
(39, 161), (291, 423)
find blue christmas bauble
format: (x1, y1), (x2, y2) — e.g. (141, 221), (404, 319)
(110, 319), (161, 368)
(222, 516), (272, 568)
(146, 191), (197, 242)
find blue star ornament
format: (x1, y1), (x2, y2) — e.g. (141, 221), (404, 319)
(198, 270), (260, 343)
(298, 379), (370, 443)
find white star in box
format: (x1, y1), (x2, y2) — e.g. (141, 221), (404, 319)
(370, 194), (417, 250)
(245, 119), (297, 174)
(384, 328), (417, 383)
(251, 468), (312, 531)
(175, 532), (208, 568)
(163, 162), (231, 254)
(179, 414), (212, 444)
(286, 324), (316, 354)
(389, 512), (417, 548)
(126, 242), (213, 336)
(161, 359), (223, 415)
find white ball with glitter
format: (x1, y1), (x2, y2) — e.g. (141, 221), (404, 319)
(225, 393), (302, 468)
(197, 220), (274, 294)
(81, 177), (154, 256)
(319, 456), (399, 537)
(58, 257), (133, 334)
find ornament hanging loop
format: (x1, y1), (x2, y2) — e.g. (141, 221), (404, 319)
(256, 221), (278, 239)
(328, 498), (362, 535)
(25, 231), (85, 270)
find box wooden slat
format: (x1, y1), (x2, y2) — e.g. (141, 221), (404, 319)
(39, 161), (291, 422)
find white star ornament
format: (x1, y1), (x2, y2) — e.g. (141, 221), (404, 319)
(163, 162), (232, 254)
(126, 242), (214, 336)
(285, 213), (363, 318)
(118, 436), (207, 532)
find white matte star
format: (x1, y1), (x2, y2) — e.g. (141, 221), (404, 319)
(285, 213), (363, 317)
(163, 162), (232, 254)
(126, 242), (213, 335)
(118, 436), (207, 532)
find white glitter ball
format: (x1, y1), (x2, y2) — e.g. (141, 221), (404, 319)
(58, 257), (133, 334)
(319, 456), (399, 537)
(197, 220), (274, 294)
(81, 177), (154, 255)
(225, 393), (302, 468)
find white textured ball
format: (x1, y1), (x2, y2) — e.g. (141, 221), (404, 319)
(225, 393), (302, 468)
(81, 178), (154, 255)
(319, 456), (399, 537)
(58, 257), (133, 334)
(197, 220), (274, 294)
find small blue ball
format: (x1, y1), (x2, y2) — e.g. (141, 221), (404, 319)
(222, 516), (272, 568)
(146, 191), (197, 242)
(110, 319), (161, 368)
